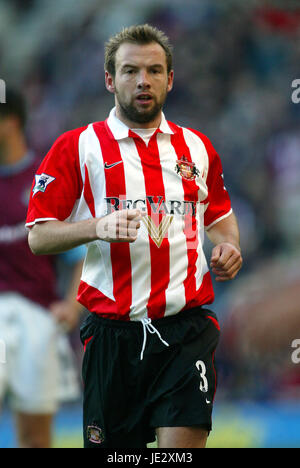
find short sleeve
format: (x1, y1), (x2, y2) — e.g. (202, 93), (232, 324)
(26, 128), (85, 227)
(203, 137), (232, 229)
(188, 129), (232, 229)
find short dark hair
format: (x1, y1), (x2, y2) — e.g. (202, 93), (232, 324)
(104, 24), (173, 77)
(0, 88), (27, 128)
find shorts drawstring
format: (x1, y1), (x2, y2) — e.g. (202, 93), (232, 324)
(140, 317), (169, 361)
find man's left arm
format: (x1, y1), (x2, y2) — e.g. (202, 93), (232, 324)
(206, 212), (243, 282)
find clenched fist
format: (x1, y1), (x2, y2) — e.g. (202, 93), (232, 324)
(96, 209), (145, 243)
(210, 242), (242, 282)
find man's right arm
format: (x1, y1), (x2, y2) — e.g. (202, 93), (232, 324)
(28, 219), (99, 255)
(28, 209), (144, 255)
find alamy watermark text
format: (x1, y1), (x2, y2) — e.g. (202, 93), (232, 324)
(0, 79), (6, 103)
(291, 79), (300, 104)
(291, 339), (300, 364)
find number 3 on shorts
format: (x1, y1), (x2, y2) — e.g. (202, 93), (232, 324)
(195, 360), (208, 393)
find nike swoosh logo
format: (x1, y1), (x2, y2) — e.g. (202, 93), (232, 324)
(206, 399), (211, 404)
(104, 161), (123, 169)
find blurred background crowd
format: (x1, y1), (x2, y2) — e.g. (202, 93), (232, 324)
(1, 0), (300, 447)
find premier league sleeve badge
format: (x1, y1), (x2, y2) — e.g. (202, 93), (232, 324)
(33, 173), (56, 196)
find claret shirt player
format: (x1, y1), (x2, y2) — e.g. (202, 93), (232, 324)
(26, 108), (232, 321)
(1, 151), (57, 307)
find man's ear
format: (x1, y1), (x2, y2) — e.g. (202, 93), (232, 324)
(167, 70), (174, 93)
(105, 71), (115, 94)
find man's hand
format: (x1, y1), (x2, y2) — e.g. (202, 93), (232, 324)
(96, 209), (145, 243)
(210, 242), (242, 282)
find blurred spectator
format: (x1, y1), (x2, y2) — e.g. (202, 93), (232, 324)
(0, 89), (85, 448)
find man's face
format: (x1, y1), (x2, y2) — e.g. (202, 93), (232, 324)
(105, 42), (174, 127)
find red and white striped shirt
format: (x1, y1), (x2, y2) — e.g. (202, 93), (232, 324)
(26, 108), (232, 321)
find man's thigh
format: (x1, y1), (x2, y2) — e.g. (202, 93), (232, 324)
(149, 310), (220, 436)
(156, 426), (208, 448)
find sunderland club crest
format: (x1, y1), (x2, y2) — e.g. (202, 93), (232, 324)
(87, 425), (105, 445)
(175, 156), (199, 181)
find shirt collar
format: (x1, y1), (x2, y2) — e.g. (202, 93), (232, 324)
(106, 107), (176, 140)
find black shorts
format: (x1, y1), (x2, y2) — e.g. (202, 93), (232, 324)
(80, 307), (220, 448)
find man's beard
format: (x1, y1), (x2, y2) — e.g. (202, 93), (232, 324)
(115, 89), (167, 125)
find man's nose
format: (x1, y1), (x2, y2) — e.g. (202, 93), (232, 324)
(137, 70), (151, 89)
